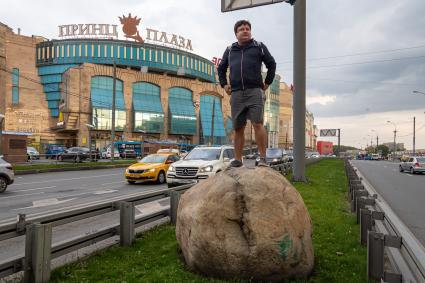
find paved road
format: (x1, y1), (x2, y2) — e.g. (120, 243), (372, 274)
(0, 168), (167, 223)
(351, 160), (425, 246)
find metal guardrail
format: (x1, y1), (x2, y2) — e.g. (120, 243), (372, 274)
(345, 160), (425, 283)
(0, 184), (193, 282)
(0, 159), (322, 282)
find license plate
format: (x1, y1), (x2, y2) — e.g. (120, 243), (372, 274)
(179, 179), (196, 184)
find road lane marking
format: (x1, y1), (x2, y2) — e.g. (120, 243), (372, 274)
(13, 173), (123, 186)
(101, 181), (124, 186)
(406, 174), (413, 177)
(93, 190), (118, 194)
(15, 186), (57, 192)
(14, 198), (76, 210)
(0, 192), (45, 199)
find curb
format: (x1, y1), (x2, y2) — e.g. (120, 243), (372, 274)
(15, 164), (130, 175)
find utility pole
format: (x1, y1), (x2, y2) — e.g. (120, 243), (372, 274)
(110, 61), (116, 162)
(337, 129), (341, 157)
(393, 130), (397, 161)
(413, 116), (416, 155)
(210, 99), (215, 145)
(376, 136), (379, 152)
(292, 0), (307, 182)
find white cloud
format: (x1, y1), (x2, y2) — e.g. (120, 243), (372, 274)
(307, 95), (336, 106)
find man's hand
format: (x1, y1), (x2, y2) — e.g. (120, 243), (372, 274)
(224, 85), (231, 95)
(263, 84), (269, 91)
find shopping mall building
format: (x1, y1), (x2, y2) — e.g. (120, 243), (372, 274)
(0, 16), (283, 152)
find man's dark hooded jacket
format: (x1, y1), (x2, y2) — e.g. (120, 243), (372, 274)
(217, 39), (276, 92)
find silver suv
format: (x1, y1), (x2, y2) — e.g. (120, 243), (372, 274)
(399, 156), (425, 174)
(166, 145), (235, 188)
(0, 157), (14, 193)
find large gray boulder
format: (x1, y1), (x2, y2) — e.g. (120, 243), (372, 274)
(176, 167), (314, 282)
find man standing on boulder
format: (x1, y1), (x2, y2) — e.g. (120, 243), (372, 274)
(217, 20), (276, 167)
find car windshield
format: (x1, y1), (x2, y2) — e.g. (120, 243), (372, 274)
(184, 148), (221, 161)
(139, 155), (167, 163)
(416, 158), (425, 162)
(266, 148), (282, 157)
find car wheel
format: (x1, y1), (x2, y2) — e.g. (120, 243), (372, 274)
(127, 180), (136, 184)
(410, 167), (415, 174)
(0, 177), (8, 193)
(157, 171), (166, 184)
(399, 166), (404, 172)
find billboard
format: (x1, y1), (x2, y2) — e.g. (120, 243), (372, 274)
(320, 129), (337, 137)
(221, 0), (289, 12)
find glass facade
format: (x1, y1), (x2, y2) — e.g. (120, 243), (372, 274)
(12, 68), (19, 105)
(91, 76), (126, 130)
(168, 87), (196, 135)
(133, 82), (164, 133)
(200, 95), (226, 145)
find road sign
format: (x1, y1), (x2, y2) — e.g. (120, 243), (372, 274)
(320, 129), (337, 137)
(221, 0), (293, 12)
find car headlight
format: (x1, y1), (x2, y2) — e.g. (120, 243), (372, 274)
(148, 168), (156, 172)
(168, 165), (175, 172)
(199, 165), (213, 173)
(126, 168), (130, 173)
(273, 158), (278, 162)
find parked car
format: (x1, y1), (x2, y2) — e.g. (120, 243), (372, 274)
(27, 147), (40, 160)
(101, 145), (120, 159)
(399, 156), (425, 174)
(57, 147), (91, 162)
(0, 157), (14, 193)
(120, 148), (138, 159)
(167, 145), (235, 188)
(255, 148), (289, 166)
(45, 145), (67, 159)
(125, 153), (180, 184)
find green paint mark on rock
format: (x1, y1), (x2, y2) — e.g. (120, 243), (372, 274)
(279, 234), (293, 260)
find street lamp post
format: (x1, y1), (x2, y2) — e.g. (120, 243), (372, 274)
(0, 114), (4, 156)
(85, 124), (94, 161)
(387, 121), (397, 161)
(371, 129), (379, 152)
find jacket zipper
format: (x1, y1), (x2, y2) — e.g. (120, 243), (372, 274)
(241, 49), (245, 90)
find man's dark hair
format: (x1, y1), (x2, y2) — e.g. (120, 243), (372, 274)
(234, 20), (251, 34)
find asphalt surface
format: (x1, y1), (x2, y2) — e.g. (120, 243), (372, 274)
(0, 167), (166, 223)
(351, 160), (425, 246)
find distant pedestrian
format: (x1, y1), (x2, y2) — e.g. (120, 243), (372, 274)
(217, 20), (276, 167)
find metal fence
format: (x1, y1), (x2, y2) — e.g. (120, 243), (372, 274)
(345, 160), (425, 282)
(0, 184), (193, 282)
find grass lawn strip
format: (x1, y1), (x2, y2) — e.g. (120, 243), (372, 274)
(50, 159), (369, 283)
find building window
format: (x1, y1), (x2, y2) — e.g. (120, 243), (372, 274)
(12, 68), (19, 105)
(133, 82), (164, 133)
(168, 87), (196, 135)
(200, 95), (226, 145)
(91, 76), (126, 130)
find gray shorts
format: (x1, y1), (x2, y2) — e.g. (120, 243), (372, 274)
(230, 88), (266, 130)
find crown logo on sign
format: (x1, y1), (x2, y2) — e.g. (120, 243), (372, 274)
(119, 13), (144, 43)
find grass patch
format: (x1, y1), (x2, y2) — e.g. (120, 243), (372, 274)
(14, 160), (135, 171)
(50, 159), (369, 283)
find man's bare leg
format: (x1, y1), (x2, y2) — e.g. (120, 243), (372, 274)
(252, 122), (267, 158)
(234, 126), (245, 161)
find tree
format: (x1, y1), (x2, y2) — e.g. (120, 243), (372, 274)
(333, 145), (358, 153)
(376, 144), (389, 157)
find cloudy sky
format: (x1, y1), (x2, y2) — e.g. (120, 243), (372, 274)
(1, 0), (425, 149)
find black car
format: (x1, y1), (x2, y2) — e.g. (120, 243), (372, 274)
(57, 147), (91, 162)
(255, 148), (289, 166)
